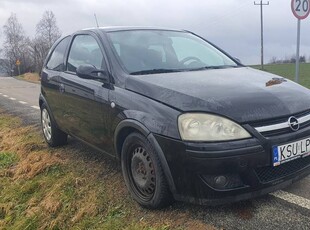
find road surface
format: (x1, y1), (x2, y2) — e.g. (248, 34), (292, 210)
(0, 76), (309, 229)
(0, 77), (40, 126)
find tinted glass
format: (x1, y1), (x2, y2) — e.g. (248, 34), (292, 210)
(46, 36), (70, 71)
(171, 37), (227, 66)
(107, 30), (238, 74)
(67, 35), (104, 73)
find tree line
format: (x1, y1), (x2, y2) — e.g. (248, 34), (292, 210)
(269, 55), (308, 64)
(0, 11), (61, 76)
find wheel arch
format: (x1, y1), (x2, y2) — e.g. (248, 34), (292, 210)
(39, 93), (45, 108)
(114, 119), (150, 159)
(39, 93), (61, 131)
(114, 119), (176, 193)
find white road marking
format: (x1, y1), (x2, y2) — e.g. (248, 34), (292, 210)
(271, 190), (310, 210)
(3, 95), (8, 97)
(19, 101), (27, 104)
(9, 97), (16, 100)
(31, 106), (40, 110)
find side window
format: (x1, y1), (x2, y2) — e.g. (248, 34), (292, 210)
(113, 43), (121, 56)
(46, 37), (70, 71)
(67, 35), (104, 73)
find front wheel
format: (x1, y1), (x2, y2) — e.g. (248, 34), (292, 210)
(121, 132), (173, 209)
(41, 103), (67, 147)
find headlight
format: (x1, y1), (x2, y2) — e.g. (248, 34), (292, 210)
(178, 113), (251, 141)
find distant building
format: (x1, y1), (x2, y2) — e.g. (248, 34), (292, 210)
(0, 59), (9, 77)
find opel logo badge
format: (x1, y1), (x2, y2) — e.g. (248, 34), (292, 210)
(288, 116), (299, 131)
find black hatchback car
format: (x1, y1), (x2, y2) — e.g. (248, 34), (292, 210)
(40, 27), (310, 209)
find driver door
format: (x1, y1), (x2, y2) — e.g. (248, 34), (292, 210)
(60, 33), (113, 152)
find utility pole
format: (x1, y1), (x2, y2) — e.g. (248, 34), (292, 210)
(254, 1), (269, 70)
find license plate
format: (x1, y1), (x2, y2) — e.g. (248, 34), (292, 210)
(272, 137), (310, 166)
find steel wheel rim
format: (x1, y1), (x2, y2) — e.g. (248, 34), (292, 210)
(129, 146), (156, 201)
(42, 109), (52, 141)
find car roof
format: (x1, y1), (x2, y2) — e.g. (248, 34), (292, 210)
(82, 26), (186, 33)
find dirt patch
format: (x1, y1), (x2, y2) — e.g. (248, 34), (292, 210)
(232, 201), (255, 220)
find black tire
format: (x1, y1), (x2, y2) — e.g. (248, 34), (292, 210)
(121, 132), (173, 209)
(41, 103), (67, 147)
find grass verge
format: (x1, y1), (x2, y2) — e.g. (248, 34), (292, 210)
(251, 63), (310, 88)
(0, 110), (215, 230)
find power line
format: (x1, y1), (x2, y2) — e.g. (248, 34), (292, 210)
(207, 2), (249, 28)
(254, 1), (269, 70)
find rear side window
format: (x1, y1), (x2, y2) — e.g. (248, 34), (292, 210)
(67, 35), (104, 73)
(46, 37), (70, 71)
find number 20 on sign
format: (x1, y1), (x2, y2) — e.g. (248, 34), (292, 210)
(292, 0), (310, 19)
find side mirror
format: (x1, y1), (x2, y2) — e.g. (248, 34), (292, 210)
(76, 64), (109, 83)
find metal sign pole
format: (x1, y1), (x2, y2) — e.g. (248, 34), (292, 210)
(291, 0), (310, 83)
(295, 19), (301, 83)
(260, 1), (264, 70)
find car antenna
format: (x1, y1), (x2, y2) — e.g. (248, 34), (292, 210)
(94, 13), (99, 28)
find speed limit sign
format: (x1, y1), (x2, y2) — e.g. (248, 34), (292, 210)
(291, 0), (310, 20)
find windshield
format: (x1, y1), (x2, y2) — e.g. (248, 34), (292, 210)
(106, 30), (238, 75)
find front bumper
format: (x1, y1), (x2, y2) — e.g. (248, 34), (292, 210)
(154, 125), (310, 205)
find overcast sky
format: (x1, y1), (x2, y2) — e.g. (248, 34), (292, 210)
(0, 0), (310, 65)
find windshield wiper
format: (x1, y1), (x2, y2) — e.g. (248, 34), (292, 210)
(188, 65), (239, 71)
(130, 65), (240, 75)
(130, 69), (184, 75)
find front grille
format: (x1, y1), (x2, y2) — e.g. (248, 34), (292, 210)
(261, 127), (292, 137)
(255, 156), (310, 183)
(252, 110), (310, 137)
(261, 122), (310, 137)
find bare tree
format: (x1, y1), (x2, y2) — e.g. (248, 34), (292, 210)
(33, 11), (61, 71)
(2, 13), (33, 75)
(36, 11), (61, 48)
(269, 56), (277, 64)
(0, 29), (2, 57)
(300, 55), (306, 63)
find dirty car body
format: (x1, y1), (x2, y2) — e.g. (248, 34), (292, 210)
(40, 27), (310, 208)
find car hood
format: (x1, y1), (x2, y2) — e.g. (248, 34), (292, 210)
(125, 67), (310, 123)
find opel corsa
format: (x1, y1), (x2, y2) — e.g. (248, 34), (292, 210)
(40, 27), (310, 208)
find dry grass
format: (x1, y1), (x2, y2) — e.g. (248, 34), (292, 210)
(0, 109), (217, 230)
(17, 72), (40, 83)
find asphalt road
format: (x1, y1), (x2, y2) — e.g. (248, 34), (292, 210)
(0, 77), (40, 126)
(0, 76), (309, 229)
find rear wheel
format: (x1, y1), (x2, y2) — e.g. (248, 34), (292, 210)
(121, 132), (173, 209)
(41, 103), (67, 147)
